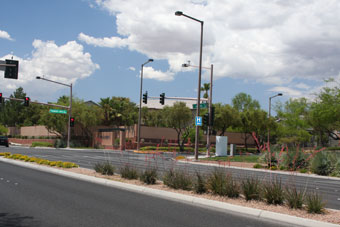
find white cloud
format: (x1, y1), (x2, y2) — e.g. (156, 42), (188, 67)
(143, 67), (174, 81)
(0, 40), (99, 101)
(80, 0), (340, 97)
(0, 30), (13, 41)
(269, 86), (303, 98)
(129, 66), (136, 71)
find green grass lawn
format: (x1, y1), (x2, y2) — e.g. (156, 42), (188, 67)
(201, 155), (260, 163)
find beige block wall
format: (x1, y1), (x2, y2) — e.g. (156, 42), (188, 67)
(20, 126), (59, 137)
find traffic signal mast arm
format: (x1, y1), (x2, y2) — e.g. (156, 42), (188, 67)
(1, 96), (70, 109)
(148, 96), (208, 102)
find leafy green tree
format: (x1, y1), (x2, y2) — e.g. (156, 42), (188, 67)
(308, 81), (340, 146)
(275, 98), (311, 146)
(232, 92), (260, 112)
(0, 124), (8, 135)
(40, 96), (103, 145)
(213, 103), (240, 136)
(142, 107), (167, 127)
(0, 87), (27, 126)
(99, 97), (138, 127)
(163, 102), (193, 151)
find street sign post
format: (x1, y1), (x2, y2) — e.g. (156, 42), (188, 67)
(49, 109), (67, 114)
(195, 116), (202, 126)
(193, 103), (207, 109)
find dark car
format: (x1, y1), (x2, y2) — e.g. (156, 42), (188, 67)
(0, 136), (9, 147)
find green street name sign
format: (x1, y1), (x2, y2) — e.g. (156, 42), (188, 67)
(49, 109), (67, 114)
(192, 103), (208, 109)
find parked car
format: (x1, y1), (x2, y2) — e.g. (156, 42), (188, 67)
(0, 136), (9, 147)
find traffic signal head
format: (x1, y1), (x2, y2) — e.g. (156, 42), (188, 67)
(4, 59), (19, 80)
(0, 93), (2, 104)
(210, 106), (215, 126)
(203, 113), (209, 126)
(143, 91), (148, 104)
(24, 97), (30, 107)
(70, 117), (75, 127)
(160, 93), (165, 105)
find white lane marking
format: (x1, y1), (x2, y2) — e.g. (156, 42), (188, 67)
(14, 183), (18, 186)
(6, 180), (10, 183)
(0, 178), (3, 180)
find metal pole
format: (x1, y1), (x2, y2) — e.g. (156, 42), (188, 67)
(67, 84), (72, 148)
(137, 64), (144, 151)
(206, 64), (213, 157)
(194, 21), (204, 161)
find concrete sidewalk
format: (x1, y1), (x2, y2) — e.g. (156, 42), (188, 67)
(0, 157), (338, 227)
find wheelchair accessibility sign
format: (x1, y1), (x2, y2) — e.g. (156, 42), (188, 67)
(195, 116), (202, 126)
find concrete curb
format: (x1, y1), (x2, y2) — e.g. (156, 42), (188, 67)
(180, 159), (340, 181)
(0, 157), (339, 227)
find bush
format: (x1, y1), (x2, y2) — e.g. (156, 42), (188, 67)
(253, 163), (262, 169)
(163, 169), (192, 190)
(120, 164), (139, 180)
(241, 177), (261, 201)
(283, 148), (309, 171)
(31, 141), (53, 147)
(285, 186), (305, 209)
(207, 169), (228, 196)
(94, 162), (115, 175)
(310, 151), (332, 176)
(63, 162), (76, 168)
(193, 172), (207, 194)
(263, 178), (284, 205)
(270, 166), (277, 170)
(140, 168), (158, 185)
(305, 191), (325, 214)
(56, 161), (64, 167)
(54, 139), (66, 148)
(49, 161), (57, 167)
(299, 169), (308, 173)
(225, 174), (240, 198)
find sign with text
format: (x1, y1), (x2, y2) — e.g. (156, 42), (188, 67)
(49, 109), (67, 114)
(192, 103), (208, 109)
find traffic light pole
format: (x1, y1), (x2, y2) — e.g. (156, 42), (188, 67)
(1, 96), (70, 109)
(36, 76), (72, 148)
(207, 64), (213, 157)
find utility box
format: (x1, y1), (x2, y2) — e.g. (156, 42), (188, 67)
(216, 136), (228, 156)
(229, 144), (236, 156)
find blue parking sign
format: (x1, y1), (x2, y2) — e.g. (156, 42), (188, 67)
(195, 116), (202, 126)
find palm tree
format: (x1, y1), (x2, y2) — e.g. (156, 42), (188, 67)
(201, 83), (210, 100)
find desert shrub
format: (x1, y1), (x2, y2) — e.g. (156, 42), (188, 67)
(56, 161), (64, 167)
(19, 155), (28, 160)
(241, 177), (261, 201)
(225, 174), (240, 198)
(285, 186), (305, 209)
(38, 159), (50, 165)
(283, 148), (309, 171)
(207, 169), (228, 196)
(310, 151), (332, 176)
(54, 139), (66, 148)
(260, 151), (278, 167)
(193, 172), (207, 194)
(0, 152), (10, 156)
(163, 169), (192, 190)
(263, 178), (284, 205)
(63, 162), (75, 168)
(279, 166), (286, 170)
(140, 168), (158, 185)
(120, 165), (138, 180)
(270, 166), (277, 170)
(49, 161), (57, 167)
(299, 169), (308, 173)
(31, 141), (53, 147)
(94, 162), (115, 175)
(29, 157), (37, 162)
(253, 163), (262, 169)
(305, 191), (325, 214)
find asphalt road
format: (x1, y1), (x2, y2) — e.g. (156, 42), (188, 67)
(2, 146), (340, 210)
(0, 162), (292, 227)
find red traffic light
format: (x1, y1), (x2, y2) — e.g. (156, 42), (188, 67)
(0, 93), (2, 104)
(24, 97), (30, 106)
(70, 117), (75, 127)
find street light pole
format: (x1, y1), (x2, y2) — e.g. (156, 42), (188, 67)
(182, 62), (213, 157)
(137, 59), (153, 151)
(36, 76), (72, 148)
(268, 93), (282, 166)
(176, 11), (204, 161)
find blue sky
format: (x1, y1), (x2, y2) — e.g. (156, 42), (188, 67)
(1, 0), (340, 111)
